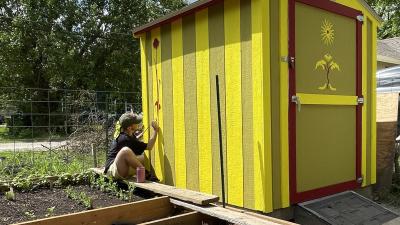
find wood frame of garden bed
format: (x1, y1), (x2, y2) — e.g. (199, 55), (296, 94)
(12, 196), (211, 225)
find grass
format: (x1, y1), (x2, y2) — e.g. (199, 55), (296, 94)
(0, 150), (106, 181)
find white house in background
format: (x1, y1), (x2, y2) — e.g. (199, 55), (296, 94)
(378, 37), (400, 70)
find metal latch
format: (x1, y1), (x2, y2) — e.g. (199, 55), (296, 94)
(281, 56), (295, 68)
(357, 97), (364, 105)
(291, 95), (301, 112)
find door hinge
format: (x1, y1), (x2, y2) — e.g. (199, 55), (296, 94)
(281, 56), (295, 68)
(357, 97), (364, 105)
(357, 15), (364, 22)
(357, 176), (363, 184)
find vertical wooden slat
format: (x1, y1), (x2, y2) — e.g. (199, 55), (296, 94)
(183, 14), (199, 191)
(196, 8), (213, 194)
(151, 28), (164, 182)
(209, 2), (227, 200)
(241, 0), (254, 210)
(262, 0), (273, 212)
(224, 0), (243, 207)
(279, 0), (290, 207)
(361, 11), (368, 187)
(161, 24), (175, 185)
(146, 32), (155, 167)
(140, 36), (150, 169)
(171, 19), (187, 189)
(269, 0), (282, 209)
(371, 22), (377, 184)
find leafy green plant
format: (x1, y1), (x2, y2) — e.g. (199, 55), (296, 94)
(5, 187), (15, 201)
(65, 186), (93, 209)
(24, 210), (36, 219)
(45, 207), (56, 217)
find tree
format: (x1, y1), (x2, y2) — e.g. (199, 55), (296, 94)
(366, 0), (400, 39)
(0, 0), (186, 92)
(0, 0), (186, 132)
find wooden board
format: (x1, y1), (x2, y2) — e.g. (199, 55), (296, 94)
(89, 168), (219, 205)
(138, 211), (203, 225)
(13, 197), (172, 225)
(170, 199), (297, 225)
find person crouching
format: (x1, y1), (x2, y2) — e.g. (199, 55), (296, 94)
(104, 112), (159, 180)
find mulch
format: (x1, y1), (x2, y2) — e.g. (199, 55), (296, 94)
(0, 185), (145, 225)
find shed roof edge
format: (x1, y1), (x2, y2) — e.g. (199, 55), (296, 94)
(132, 0), (383, 37)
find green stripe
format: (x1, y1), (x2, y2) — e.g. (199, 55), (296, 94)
(240, 0), (254, 209)
(366, 18), (372, 185)
(209, 2), (227, 199)
(146, 32), (155, 169)
(270, 0), (282, 209)
(183, 14), (199, 191)
(161, 24), (175, 186)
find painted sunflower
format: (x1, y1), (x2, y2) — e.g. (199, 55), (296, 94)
(321, 19), (334, 45)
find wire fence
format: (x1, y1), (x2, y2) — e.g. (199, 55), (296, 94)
(0, 87), (141, 179)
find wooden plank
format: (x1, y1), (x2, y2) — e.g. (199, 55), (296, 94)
(89, 168), (219, 205)
(170, 199), (297, 225)
(138, 211), (202, 225)
(224, 205), (298, 225)
(134, 181), (219, 205)
(13, 197), (172, 225)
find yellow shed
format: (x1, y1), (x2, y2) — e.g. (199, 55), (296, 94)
(133, 0), (381, 213)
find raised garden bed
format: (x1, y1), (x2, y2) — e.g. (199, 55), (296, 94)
(0, 172), (150, 225)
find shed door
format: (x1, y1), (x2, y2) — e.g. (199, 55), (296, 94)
(288, 0), (363, 203)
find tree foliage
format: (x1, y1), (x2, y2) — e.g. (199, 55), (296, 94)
(366, 0), (400, 39)
(0, 0), (186, 92)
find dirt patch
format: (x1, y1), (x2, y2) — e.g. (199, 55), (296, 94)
(0, 185), (145, 225)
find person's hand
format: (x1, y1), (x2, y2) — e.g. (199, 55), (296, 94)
(151, 120), (159, 132)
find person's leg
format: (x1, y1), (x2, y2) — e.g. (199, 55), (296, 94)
(137, 154), (145, 165)
(114, 147), (143, 178)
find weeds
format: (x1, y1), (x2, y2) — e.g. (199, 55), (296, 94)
(89, 175), (136, 201)
(65, 186), (93, 209)
(45, 207), (56, 217)
(24, 210), (36, 219)
(5, 187), (15, 201)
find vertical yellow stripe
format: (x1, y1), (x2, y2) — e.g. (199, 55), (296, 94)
(224, 0), (243, 207)
(371, 23), (377, 184)
(151, 28), (164, 182)
(262, 0), (273, 212)
(196, 9), (212, 194)
(362, 17), (367, 187)
(140, 36), (150, 169)
(172, 19), (186, 189)
(251, 0), (265, 211)
(279, 0), (290, 207)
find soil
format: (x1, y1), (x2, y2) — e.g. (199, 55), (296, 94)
(0, 185), (146, 225)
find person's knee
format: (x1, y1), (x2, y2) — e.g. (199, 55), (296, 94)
(118, 147), (134, 156)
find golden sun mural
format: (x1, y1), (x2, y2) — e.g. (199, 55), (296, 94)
(321, 19), (334, 46)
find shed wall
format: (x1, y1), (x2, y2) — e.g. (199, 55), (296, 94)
(138, 0), (378, 213)
(139, 0), (276, 213)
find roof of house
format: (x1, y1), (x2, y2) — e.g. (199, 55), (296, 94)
(132, 0), (382, 36)
(378, 37), (400, 65)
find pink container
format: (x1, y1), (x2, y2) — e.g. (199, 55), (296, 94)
(136, 166), (145, 183)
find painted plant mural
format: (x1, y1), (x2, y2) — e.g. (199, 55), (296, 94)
(315, 19), (341, 91)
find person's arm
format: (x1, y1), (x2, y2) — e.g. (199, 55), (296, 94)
(146, 120), (159, 150)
